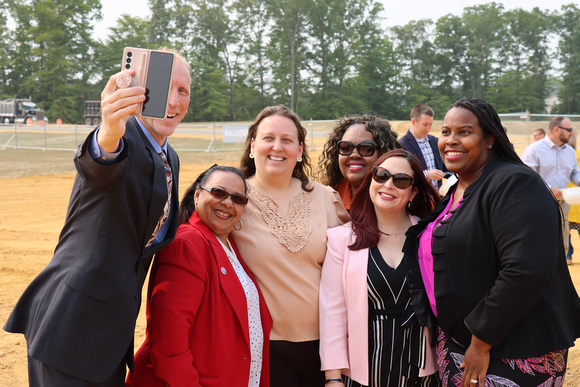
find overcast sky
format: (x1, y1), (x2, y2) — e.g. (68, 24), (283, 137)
(94, 0), (574, 41)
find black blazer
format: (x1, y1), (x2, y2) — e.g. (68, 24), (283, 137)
(399, 130), (448, 182)
(4, 117), (180, 383)
(405, 155), (580, 359)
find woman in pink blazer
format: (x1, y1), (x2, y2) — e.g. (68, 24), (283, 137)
(319, 150), (440, 386)
(127, 165), (272, 387)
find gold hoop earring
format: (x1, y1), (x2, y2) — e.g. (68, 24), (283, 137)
(297, 156), (303, 162)
(249, 152), (254, 159)
(234, 220), (244, 231)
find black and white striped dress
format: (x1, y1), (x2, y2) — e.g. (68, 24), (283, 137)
(344, 246), (439, 387)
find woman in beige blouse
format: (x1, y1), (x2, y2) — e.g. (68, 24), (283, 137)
(233, 105), (350, 387)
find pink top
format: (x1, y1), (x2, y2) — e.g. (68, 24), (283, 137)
(418, 190), (461, 317)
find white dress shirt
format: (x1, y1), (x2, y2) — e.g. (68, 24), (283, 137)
(521, 136), (580, 189)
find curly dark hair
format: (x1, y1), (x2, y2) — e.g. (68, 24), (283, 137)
(240, 105), (313, 192)
(178, 164), (247, 225)
(349, 150), (441, 251)
(316, 115), (402, 188)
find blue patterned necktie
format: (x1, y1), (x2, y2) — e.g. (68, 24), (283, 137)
(145, 150), (173, 249)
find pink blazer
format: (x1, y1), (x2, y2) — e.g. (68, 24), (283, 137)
(319, 216), (429, 386)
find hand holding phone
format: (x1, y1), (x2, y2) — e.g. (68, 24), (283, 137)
(97, 69), (145, 151)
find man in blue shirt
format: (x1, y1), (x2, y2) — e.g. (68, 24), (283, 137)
(522, 116), (580, 264)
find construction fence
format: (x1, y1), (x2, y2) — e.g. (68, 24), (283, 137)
(2, 114), (580, 157)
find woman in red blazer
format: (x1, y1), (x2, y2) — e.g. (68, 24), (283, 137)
(127, 165), (272, 387)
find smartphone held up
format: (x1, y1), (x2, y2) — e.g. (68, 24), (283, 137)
(119, 47), (175, 120)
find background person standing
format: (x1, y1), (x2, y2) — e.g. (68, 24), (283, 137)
(522, 116), (580, 264)
(399, 104), (448, 188)
(533, 128), (546, 141)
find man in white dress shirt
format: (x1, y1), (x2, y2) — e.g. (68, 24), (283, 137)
(521, 116), (580, 263)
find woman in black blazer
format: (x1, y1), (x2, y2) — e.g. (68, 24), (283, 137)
(405, 98), (580, 387)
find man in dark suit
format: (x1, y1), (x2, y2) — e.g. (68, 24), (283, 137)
(399, 104), (448, 188)
(3, 49), (191, 386)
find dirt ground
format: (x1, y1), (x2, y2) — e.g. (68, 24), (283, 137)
(0, 151), (579, 386)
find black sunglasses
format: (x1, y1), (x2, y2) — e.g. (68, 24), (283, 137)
(200, 186), (249, 206)
(558, 126), (573, 133)
(372, 167), (414, 189)
(337, 140), (378, 157)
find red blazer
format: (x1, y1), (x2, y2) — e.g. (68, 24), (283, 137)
(127, 212), (272, 387)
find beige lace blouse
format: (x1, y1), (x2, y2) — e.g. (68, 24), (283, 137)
(232, 179), (349, 342)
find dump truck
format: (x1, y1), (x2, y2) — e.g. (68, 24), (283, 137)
(0, 98), (45, 124)
(84, 100), (102, 126)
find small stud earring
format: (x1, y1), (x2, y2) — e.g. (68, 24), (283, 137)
(488, 144), (492, 149)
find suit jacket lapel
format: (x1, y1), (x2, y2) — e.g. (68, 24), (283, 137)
(343, 229), (370, 381)
(404, 131), (427, 168)
(412, 138), (427, 168)
(208, 232), (251, 349)
(131, 117), (172, 253)
(428, 136), (444, 171)
(189, 215), (253, 350)
(189, 217), (250, 348)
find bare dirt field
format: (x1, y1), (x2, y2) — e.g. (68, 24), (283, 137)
(1, 133), (579, 386)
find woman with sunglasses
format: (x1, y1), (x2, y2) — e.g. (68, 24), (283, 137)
(320, 149), (440, 387)
(318, 115), (401, 211)
(127, 165), (272, 387)
(407, 98), (580, 386)
(233, 105), (350, 386)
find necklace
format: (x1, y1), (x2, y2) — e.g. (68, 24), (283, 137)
(217, 237), (240, 265)
(379, 230), (407, 237)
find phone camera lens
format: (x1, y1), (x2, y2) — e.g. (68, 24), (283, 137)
(126, 58), (132, 64)
(127, 52), (133, 57)
(125, 64), (131, 70)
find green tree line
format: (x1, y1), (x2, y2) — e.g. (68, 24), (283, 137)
(0, 0), (579, 123)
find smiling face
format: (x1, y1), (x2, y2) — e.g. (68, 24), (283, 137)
(439, 107), (494, 185)
(138, 60), (191, 146)
(369, 156), (417, 215)
(338, 124), (379, 191)
(250, 114), (303, 182)
(194, 171), (246, 242)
